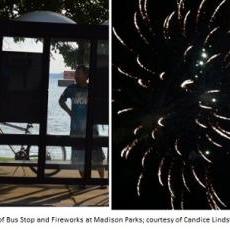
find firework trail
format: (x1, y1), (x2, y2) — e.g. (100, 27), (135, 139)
(113, 0), (230, 209)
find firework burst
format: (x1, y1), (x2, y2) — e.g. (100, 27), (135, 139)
(113, 0), (230, 209)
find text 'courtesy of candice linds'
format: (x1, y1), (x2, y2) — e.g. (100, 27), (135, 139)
(2, 216), (230, 224)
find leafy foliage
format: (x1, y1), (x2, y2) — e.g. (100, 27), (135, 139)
(0, 0), (108, 68)
(0, 0), (108, 24)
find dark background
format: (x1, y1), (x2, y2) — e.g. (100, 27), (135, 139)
(112, 0), (176, 209)
(112, 0), (230, 209)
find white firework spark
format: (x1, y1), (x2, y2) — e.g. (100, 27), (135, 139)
(191, 166), (206, 188)
(177, 0), (185, 20)
(113, 27), (133, 52)
(138, 79), (150, 88)
(137, 173), (143, 196)
(183, 10), (191, 36)
(206, 53), (221, 65)
(204, 27), (220, 46)
(163, 11), (176, 40)
(134, 125), (144, 135)
(180, 79), (194, 89)
(114, 0), (230, 209)
(196, 0), (208, 24)
(209, 0), (228, 25)
(182, 163), (191, 192)
(158, 158), (165, 186)
(157, 117), (165, 127)
(117, 67), (138, 79)
(197, 148), (213, 164)
(136, 55), (155, 75)
(159, 72), (166, 80)
(117, 107), (134, 115)
(134, 11), (150, 45)
(121, 138), (139, 159)
(184, 45), (193, 61)
(205, 134), (223, 148)
(175, 139), (182, 156)
(168, 163), (176, 198)
(214, 112), (230, 120)
(212, 126), (230, 140)
(195, 118), (208, 128)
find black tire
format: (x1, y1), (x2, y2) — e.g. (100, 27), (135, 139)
(30, 146), (67, 177)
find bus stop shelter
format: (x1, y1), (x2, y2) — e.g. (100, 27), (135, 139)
(0, 18), (109, 186)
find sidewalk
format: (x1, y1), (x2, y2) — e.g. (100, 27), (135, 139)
(0, 184), (108, 207)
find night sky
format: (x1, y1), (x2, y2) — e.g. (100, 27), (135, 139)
(112, 0), (230, 209)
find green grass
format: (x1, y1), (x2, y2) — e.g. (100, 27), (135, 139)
(0, 157), (14, 161)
